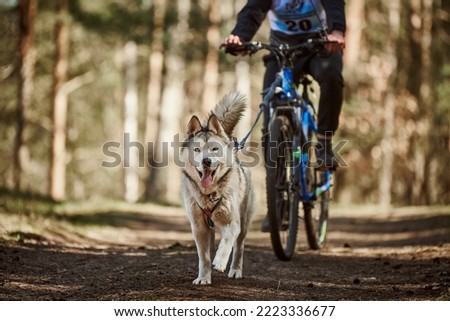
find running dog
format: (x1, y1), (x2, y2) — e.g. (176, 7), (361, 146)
(180, 92), (254, 285)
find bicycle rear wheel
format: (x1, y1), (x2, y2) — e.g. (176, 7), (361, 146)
(265, 115), (299, 261)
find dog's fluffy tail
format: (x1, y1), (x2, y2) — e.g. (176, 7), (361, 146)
(211, 92), (247, 136)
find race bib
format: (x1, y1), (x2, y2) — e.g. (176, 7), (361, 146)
(268, 0), (328, 35)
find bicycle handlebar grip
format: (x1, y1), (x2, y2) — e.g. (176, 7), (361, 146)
(223, 43), (252, 56)
(223, 42), (262, 56)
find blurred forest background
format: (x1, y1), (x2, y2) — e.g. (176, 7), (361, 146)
(0, 0), (449, 207)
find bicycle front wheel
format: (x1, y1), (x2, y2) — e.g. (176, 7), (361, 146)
(265, 115), (299, 261)
(303, 171), (330, 250)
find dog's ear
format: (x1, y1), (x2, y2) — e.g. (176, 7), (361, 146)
(207, 114), (226, 137)
(187, 115), (202, 135)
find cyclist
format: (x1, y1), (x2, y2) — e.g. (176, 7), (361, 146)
(222, 0), (345, 166)
(221, 0), (346, 232)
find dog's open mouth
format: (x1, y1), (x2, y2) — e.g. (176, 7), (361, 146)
(197, 168), (216, 188)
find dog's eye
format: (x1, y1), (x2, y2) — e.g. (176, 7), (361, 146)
(211, 146), (219, 152)
(194, 147), (201, 153)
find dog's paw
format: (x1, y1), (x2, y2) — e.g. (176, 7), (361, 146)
(212, 258), (227, 273)
(192, 276), (211, 285)
(213, 263), (226, 273)
(228, 268), (243, 279)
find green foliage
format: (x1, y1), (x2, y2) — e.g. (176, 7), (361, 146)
(0, 188), (59, 217)
(69, 0), (153, 44)
(163, 1), (178, 28)
(184, 1), (208, 60)
(188, 1), (208, 32)
(362, 0), (389, 56)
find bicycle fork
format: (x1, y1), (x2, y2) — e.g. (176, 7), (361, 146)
(293, 107), (332, 203)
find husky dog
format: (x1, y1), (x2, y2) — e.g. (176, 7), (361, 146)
(180, 92), (254, 285)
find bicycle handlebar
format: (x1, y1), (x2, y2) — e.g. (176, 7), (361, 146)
(223, 38), (333, 58)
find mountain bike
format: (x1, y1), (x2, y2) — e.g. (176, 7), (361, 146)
(225, 39), (333, 261)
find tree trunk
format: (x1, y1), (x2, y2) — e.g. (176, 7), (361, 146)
(14, 0), (37, 191)
(419, 0), (433, 204)
(378, 0), (400, 208)
(379, 94), (395, 208)
(144, 0), (165, 200)
(428, 0), (450, 204)
(123, 41), (140, 203)
(201, 0), (220, 114)
(343, 0), (364, 77)
(149, 0), (190, 203)
(49, 0), (69, 201)
(408, 0), (433, 205)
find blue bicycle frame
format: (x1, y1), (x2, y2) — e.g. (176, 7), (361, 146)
(276, 67), (332, 202)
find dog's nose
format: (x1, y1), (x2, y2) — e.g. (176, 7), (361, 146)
(202, 158), (212, 167)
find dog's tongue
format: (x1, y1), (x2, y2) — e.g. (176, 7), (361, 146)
(200, 169), (213, 188)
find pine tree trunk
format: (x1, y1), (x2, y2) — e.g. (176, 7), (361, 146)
(49, 0), (69, 201)
(419, 0), (433, 204)
(144, 0), (165, 199)
(409, 0), (433, 205)
(379, 94), (395, 207)
(201, 0), (221, 114)
(343, 0), (363, 77)
(428, 1), (450, 204)
(378, 0), (400, 208)
(378, 0), (400, 207)
(149, 0), (190, 203)
(123, 41), (140, 203)
(14, 0), (37, 191)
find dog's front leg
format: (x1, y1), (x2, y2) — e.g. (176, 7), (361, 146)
(191, 224), (213, 285)
(213, 221), (240, 273)
(228, 228), (247, 279)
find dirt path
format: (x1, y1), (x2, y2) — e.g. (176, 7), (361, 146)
(1, 204), (449, 300)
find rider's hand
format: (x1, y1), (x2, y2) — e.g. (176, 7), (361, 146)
(325, 30), (345, 53)
(220, 35), (247, 56)
(221, 34), (243, 47)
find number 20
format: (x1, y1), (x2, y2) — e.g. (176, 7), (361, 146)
(286, 19), (312, 32)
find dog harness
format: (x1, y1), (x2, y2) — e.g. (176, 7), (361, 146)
(195, 196), (223, 229)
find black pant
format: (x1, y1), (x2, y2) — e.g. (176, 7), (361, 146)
(263, 51), (344, 136)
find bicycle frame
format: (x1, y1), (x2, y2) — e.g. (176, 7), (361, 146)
(266, 65), (332, 203)
(227, 40), (333, 202)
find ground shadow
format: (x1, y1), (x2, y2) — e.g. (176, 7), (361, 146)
(1, 242), (449, 300)
(328, 214), (450, 248)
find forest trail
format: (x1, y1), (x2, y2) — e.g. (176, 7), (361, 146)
(1, 203), (449, 300)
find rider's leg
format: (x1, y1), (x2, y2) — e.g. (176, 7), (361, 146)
(306, 51), (344, 136)
(262, 54), (280, 89)
(304, 51), (344, 169)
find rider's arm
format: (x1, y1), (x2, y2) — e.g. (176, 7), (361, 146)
(322, 0), (346, 35)
(230, 0), (272, 42)
(322, 0), (346, 52)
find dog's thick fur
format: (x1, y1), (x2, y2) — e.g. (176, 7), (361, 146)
(180, 92), (254, 285)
